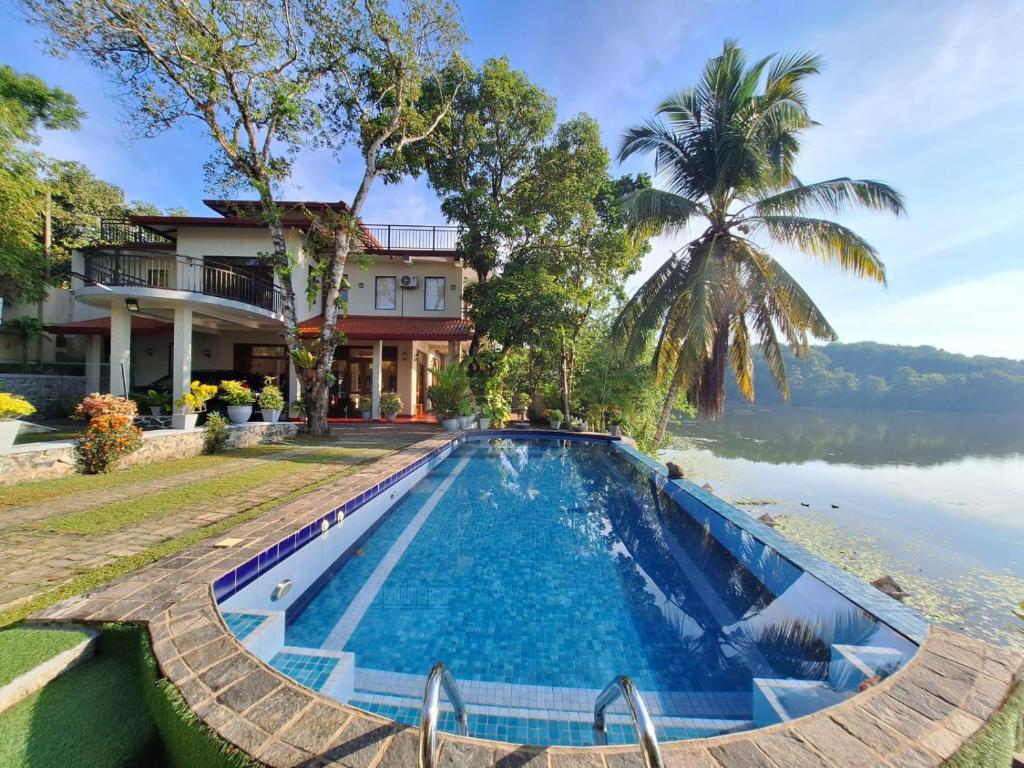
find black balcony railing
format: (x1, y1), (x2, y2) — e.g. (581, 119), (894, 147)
(83, 253), (282, 315)
(99, 218), (174, 246)
(361, 224), (460, 253)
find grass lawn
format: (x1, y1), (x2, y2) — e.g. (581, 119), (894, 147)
(0, 628), (91, 687)
(37, 446), (384, 535)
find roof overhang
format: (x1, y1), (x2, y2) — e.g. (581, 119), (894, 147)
(297, 315), (473, 342)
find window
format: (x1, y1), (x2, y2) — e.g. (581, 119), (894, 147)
(375, 276), (397, 310)
(424, 276), (446, 311)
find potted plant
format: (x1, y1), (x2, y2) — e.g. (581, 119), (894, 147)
(458, 397), (475, 429)
(547, 408), (564, 429)
(380, 391), (402, 422)
(357, 394), (373, 421)
(608, 410), (625, 438)
(480, 392), (509, 429)
(145, 389), (171, 416)
(173, 381), (217, 429)
(427, 361), (469, 431)
(220, 380), (255, 423)
(512, 392), (530, 421)
(258, 376), (285, 423)
(0, 393), (35, 451)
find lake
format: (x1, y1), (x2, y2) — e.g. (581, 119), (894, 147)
(660, 406), (1024, 650)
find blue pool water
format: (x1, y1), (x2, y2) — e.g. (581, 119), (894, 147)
(223, 437), (918, 746)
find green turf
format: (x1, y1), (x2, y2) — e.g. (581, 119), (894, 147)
(0, 456), (384, 629)
(0, 448), (281, 510)
(0, 628), (91, 687)
(944, 682), (1024, 767)
(37, 448), (386, 535)
(0, 644), (157, 768)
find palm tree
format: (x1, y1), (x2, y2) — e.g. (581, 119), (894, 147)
(614, 41), (904, 443)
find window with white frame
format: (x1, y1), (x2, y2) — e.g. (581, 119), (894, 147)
(375, 276), (397, 310)
(424, 276), (446, 311)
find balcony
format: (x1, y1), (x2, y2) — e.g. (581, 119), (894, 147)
(98, 218), (175, 248)
(361, 224), (460, 255)
(83, 253), (282, 315)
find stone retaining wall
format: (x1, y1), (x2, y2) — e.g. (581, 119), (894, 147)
(0, 421), (299, 486)
(0, 373), (86, 416)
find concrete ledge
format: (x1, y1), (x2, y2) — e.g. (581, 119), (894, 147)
(0, 625), (98, 714)
(0, 421), (299, 486)
(26, 431), (1024, 767)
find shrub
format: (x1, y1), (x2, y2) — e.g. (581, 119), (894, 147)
(357, 394), (373, 412)
(427, 361), (470, 419)
(380, 391), (402, 416)
(219, 380), (254, 406)
(74, 393), (137, 421)
(547, 408), (564, 422)
(76, 413), (143, 474)
(0, 393), (35, 420)
(203, 412), (231, 454)
(257, 377), (285, 411)
(175, 381), (217, 414)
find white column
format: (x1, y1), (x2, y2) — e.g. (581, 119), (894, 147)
(371, 339), (383, 421)
(109, 303), (131, 396)
(172, 306), (193, 410)
(447, 340), (461, 362)
(288, 355), (301, 416)
(85, 334), (102, 394)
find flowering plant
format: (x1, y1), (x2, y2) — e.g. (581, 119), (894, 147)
(75, 413), (143, 474)
(258, 376), (285, 411)
(0, 393), (35, 421)
(175, 381), (217, 413)
(219, 379), (255, 406)
(380, 391), (402, 416)
(357, 394), (373, 411)
(73, 393), (137, 420)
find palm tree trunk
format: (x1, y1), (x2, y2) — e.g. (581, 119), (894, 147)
(653, 364), (685, 447)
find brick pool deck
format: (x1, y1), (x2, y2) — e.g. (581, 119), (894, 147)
(29, 431), (1023, 767)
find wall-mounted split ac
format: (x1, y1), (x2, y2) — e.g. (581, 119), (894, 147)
(399, 275), (419, 289)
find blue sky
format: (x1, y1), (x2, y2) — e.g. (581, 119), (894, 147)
(2, 0), (1022, 358)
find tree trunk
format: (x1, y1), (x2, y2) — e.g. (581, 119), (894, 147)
(309, 229), (352, 436)
(653, 364), (685, 448)
(559, 336), (571, 421)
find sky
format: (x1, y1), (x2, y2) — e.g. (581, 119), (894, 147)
(2, 0), (1022, 359)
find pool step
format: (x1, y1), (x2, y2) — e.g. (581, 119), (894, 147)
(268, 647), (355, 700)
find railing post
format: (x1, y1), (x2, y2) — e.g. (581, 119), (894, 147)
(387, 225), (391, 252)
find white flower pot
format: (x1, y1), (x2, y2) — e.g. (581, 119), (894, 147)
(384, 413), (398, 422)
(458, 415), (473, 429)
(609, 425), (622, 437)
(0, 420), (21, 452)
(227, 405), (252, 424)
(441, 418), (460, 431)
(361, 410), (372, 422)
(549, 419), (562, 429)
(478, 417), (491, 430)
(149, 406), (163, 416)
(172, 413), (199, 430)
(262, 408), (281, 423)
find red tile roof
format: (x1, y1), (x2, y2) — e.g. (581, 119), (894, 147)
(45, 316), (172, 336)
(298, 314), (473, 341)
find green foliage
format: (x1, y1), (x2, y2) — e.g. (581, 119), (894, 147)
(547, 408), (564, 422)
(725, 342), (1024, 412)
(203, 413), (231, 454)
(428, 361), (471, 419)
(257, 376), (285, 411)
(0, 65), (82, 301)
(219, 380), (255, 406)
(614, 41), (904, 426)
(141, 389), (172, 412)
(0, 627), (90, 686)
(380, 391), (402, 416)
(357, 394), (373, 412)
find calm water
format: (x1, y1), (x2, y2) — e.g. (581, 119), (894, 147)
(279, 438), (914, 745)
(662, 407), (1024, 648)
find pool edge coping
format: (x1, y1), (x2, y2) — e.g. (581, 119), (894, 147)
(27, 428), (1023, 767)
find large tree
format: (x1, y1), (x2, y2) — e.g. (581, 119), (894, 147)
(24, 0), (464, 435)
(614, 41), (905, 443)
(0, 65), (82, 301)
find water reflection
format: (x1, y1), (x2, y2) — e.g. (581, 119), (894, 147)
(670, 406), (1024, 467)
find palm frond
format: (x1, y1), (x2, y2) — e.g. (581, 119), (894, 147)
(745, 178), (905, 217)
(729, 314), (754, 400)
(751, 215), (887, 284)
(619, 188), (704, 236)
(749, 296), (790, 400)
(612, 248), (690, 361)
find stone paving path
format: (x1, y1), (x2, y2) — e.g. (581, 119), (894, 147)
(0, 423), (438, 616)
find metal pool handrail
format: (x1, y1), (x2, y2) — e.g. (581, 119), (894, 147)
(419, 662), (469, 768)
(593, 675), (665, 768)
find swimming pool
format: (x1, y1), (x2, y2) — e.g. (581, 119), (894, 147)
(216, 434), (921, 747)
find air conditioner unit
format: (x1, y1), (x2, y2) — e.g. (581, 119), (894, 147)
(399, 275), (419, 289)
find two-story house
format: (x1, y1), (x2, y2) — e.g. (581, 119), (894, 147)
(47, 199), (472, 419)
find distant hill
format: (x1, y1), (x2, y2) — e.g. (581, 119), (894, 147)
(726, 342), (1024, 412)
